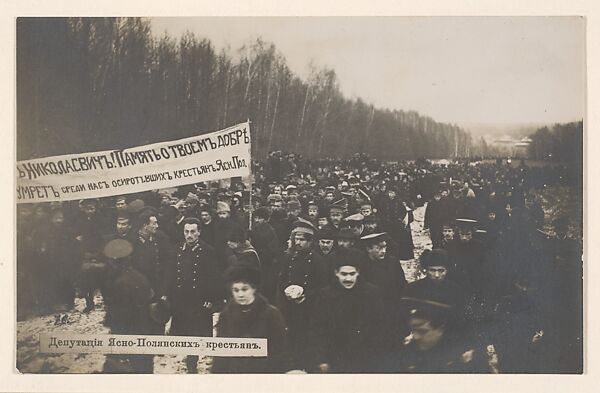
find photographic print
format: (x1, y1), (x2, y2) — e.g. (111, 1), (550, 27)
(15, 16), (584, 374)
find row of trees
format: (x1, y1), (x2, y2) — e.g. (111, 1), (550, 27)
(17, 17), (472, 161)
(528, 121), (583, 163)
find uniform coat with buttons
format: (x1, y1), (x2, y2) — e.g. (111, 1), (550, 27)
(166, 239), (225, 337)
(275, 248), (329, 369)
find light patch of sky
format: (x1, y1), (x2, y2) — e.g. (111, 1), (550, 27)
(150, 17), (585, 126)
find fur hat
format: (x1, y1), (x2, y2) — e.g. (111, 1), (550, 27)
(225, 264), (261, 288)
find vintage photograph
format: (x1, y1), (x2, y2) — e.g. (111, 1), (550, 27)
(15, 16), (584, 374)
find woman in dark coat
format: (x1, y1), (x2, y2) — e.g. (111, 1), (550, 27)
(212, 265), (288, 373)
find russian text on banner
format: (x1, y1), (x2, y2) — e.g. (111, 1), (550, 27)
(16, 121), (251, 203)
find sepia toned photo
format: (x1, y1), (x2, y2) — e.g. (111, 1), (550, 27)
(15, 16), (584, 375)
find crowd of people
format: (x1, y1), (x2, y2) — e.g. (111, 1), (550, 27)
(16, 152), (582, 374)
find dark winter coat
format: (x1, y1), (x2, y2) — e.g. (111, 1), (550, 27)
(361, 254), (409, 341)
(103, 261), (156, 335)
(250, 221), (281, 300)
(130, 230), (172, 299)
(212, 294), (288, 373)
(32, 223), (82, 307)
(308, 279), (387, 372)
(445, 238), (487, 293)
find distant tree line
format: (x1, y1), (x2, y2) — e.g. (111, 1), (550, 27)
(17, 17), (472, 161)
(528, 121), (583, 163)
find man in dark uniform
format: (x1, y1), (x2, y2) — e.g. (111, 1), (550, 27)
(308, 248), (386, 373)
(164, 217), (224, 374)
(276, 219), (329, 370)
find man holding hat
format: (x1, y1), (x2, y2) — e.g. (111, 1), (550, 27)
(276, 218), (329, 370)
(308, 248), (386, 373)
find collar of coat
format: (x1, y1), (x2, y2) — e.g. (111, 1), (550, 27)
(181, 241), (201, 252)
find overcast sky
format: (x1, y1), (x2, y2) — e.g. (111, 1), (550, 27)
(150, 17), (585, 126)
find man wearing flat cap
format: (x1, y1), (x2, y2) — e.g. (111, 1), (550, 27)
(304, 200), (320, 226)
(276, 218), (329, 370)
(308, 248), (386, 373)
(382, 291), (489, 373)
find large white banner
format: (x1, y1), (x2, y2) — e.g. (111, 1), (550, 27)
(16, 122), (251, 203)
